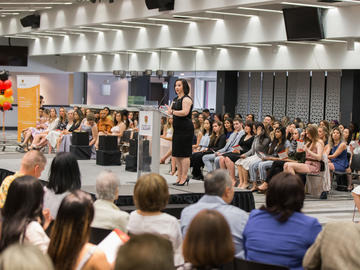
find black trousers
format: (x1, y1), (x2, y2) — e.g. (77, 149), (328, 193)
(190, 152), (206, 177)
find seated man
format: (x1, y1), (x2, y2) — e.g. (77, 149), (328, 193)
(180, 169), (249, 259)
(0, 150), (46, 208)
(92, 171), (129, 232)
(97, 109), (114, 134)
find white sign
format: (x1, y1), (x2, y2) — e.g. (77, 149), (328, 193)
(139, 111), (153, 136)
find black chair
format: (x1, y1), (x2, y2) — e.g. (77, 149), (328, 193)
(234, 258), (289, 270)
(332, 152), (352, 191)
(89, 227), (112, 245)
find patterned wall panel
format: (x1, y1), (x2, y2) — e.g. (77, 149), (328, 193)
(249, 72), (261, 120)
(287, 72), (298, 120)
(262, 72), (274, 120)
(273, 72), (287, 121)
(236, 72), (249, 118)
(325, 71), (341, 121)
(310, 72), (325, 124)
(295, 72), (310, 122)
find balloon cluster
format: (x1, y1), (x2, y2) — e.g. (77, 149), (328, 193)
(0, 70), (13, 111)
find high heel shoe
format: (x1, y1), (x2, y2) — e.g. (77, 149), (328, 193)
(176, 177), (190, 186)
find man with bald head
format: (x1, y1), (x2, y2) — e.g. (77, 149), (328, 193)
(0, 150), (46, 208)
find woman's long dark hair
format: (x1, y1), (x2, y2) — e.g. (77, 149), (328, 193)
(48, 152), (81, 194)
(48, 190), (94, 270)
(202, 119), (213, 136)
(115, 111), (129, 129)
(0, 176), (44, 252)
(175, 79), (190, 95)
(209, 121), (224, 147)
(261, 172), (304, 222)
(255, 122), (269, 144)
(268, 127), (287, 155)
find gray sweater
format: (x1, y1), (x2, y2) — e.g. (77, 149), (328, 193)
(244, 136), (270, 157)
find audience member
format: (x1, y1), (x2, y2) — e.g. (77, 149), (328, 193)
(44, 152), (81, 219)
(303, 221), (360, 270)
(97, 109), (114, 134)
(80, 112), (98, 158)
(0, 244), (54, 270)
(127, 173), (183, 266)
(182, 209), (234, 270)
(192, 119), (212, 152)
(115, 233), (175, 270)
(0, 176), (51, 253)
(243, 173), (322, 270)
(58, 109), (83, 153)
(181, 170), (248, 259)
(317, 126), (329, 146)
(202, 109), (211, 120)
(284, 124), (324, 175)
(0, 150), (46, 208)
(160, 117), (174, 165)
(202, 118), (243, 173)
(246, 114), (255, 122)
(191, 121), (226, 180)
(235, 122), (270, 191)
(223, 118), (234, 139)
(48, 190), (110, 270)
(92, 171), (129, 232)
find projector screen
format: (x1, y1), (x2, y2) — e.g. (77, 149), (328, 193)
(0, 46), (28, 66)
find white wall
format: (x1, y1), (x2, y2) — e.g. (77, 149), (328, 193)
(87, 74), (128, 107)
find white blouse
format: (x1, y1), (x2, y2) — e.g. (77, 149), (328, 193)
(127, 211), (184, 266)
(24, 221), (50, 254)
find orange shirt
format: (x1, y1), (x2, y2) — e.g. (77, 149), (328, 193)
(97, 118), (114, 133)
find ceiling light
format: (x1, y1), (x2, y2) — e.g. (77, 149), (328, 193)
(205, 11), (254, 18)
(148, 18), (193, 24)
(222, 44), (253, 49)
(281, 2), (335, 9)
(101, 23), (143, 29)
(168, 47), (199, 51)
(193, 46), (213, 49)
(0, 9), (36, 12)
(321, 39), (347, 43)
(4, 35), (37, 39)
(65, 28), (102, 33)
(173, 15), (222, 21)
(80, 26), (117, 31)
(247, 43), (273, 47)
(237, 6), (283, 13)
(1, 13), (20, 15)
(121, 21), (166, 27)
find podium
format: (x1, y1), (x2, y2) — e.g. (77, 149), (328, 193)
(136, 106), (164, 178)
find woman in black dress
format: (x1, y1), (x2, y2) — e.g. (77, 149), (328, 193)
(166, 79), (193, 186)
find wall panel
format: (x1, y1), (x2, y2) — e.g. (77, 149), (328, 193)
(326, 72), (341, 121)
(236, 72), (249, 118)
(249, 72), (261, 120)
(273, 72), (287, 120)
(262, 72), (274, 120)
(295, 72), (311, 122)
(310, 72), (325, 123)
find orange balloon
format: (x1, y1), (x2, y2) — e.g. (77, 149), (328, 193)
(4, 88), (12, 98)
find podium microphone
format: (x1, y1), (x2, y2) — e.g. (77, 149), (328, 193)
(158, 93), (168, 109)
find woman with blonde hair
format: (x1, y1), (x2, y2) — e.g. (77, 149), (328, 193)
(127, 173), (183, 267)
(284, 124), (324, 175)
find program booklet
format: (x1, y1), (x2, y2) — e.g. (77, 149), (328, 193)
(97, 229), (130, 263)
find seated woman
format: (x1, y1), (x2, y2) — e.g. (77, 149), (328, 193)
(30, 108), (59, 150)
(45, 107), (68, 154)
(235, 122), (270, 190)
(58, 109), (83, 153)
(192, 119), (212, 153)
(318, 125), (329, 146)
(223, 118), (234, 140)
(219, 121), (254, 186)
(0, 176), (51, 253)
(258, 127), (305, 192)
(19, 108), (49, 151)
(127, 173), (183, 267)
(243, 173), (322, 270)
(284, 124), (324, 176)
(326, 127), (352, 190)
(192, 118), (202, 148)
(80, 112), (98, 159)
(249, 127), (290, 192)
(48, 191), (111, 270)
(160, 117), (174, 164)
(191, 121), (226, 180)
(43, 152), (81, 219)
(182, 209), (234, 270)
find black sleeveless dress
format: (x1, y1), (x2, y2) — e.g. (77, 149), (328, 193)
(171, 95), (194, 157)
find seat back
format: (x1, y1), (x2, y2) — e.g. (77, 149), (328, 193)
(120, 130), (132, 144)
(89, 227), (112, 245)
(234, 258), (289, 270)
(351, 154), (360, 171)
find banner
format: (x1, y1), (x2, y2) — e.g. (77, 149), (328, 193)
(139, 111), (153, 136)
(17, 75), (40, 141)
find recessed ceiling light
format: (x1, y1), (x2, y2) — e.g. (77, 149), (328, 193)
(121, 21), (165, 27)
(101, 23), (144, 29)
(148, 18), (193, 24)
(237, 7), (283, 13)
(168, 47), (199, 51)
(205, 11), (254, 18)
(281, 2), (335, 9)
(222, 44), (253, 49)
(173, 15), (222, 21)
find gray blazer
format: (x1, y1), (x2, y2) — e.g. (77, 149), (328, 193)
(244, 136), (270, 157)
